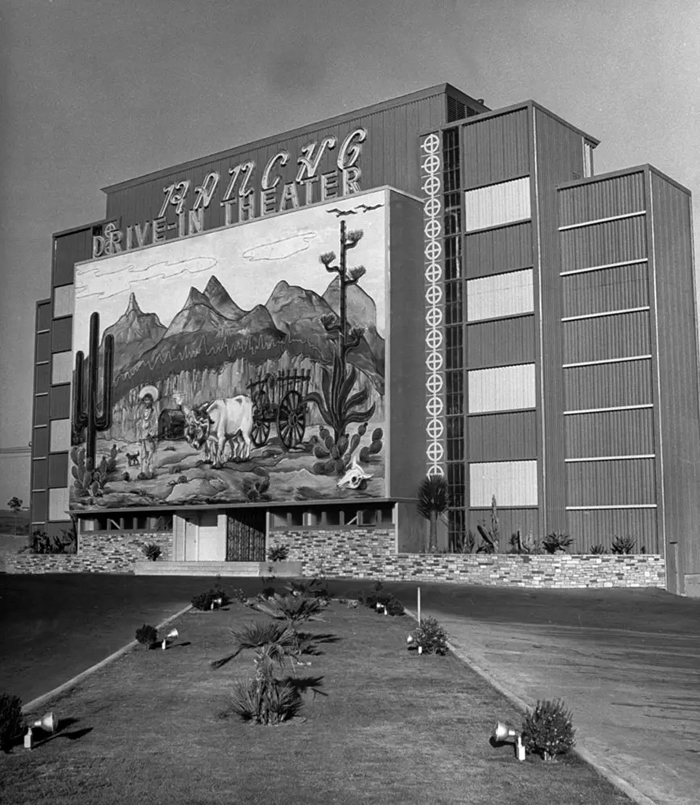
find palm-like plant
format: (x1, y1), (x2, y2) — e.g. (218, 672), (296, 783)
(251, 593), (326, 630)
(417, 474), (450, 553)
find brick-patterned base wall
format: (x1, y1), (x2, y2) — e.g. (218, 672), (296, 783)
(273, 529), (666, 589)
(5, 532), (174, 574)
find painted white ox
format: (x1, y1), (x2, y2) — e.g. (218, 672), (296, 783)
(197, 395), (254, 468)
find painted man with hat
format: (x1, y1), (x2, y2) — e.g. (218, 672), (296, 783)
(137, 385), (159, 477)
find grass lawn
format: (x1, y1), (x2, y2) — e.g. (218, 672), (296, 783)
(0, 586), (631, 805)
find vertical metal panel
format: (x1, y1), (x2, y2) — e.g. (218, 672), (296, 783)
(48, 453), (68, 488)
(51, 351), (73, 385)
(469, 461), (538, 506)
(567, 508), (657, 552)
(32, 458), (47, 489)
(558, 171), (645, 226)
(563, 310), (651, 364)
(464, 222), (532, 278)
(533, 107), (588, 536)
(464, 177), (531, 231)
(49, 385), (71, 419)
(54, 227), (94, 286)
(562, 262), (648, 317)
(50, 419), (72, 453)
(53, 285), (75, 318)
(33, 426), (49, 457)
(467, 269), (534, 321)
(649, 170), (700, 585)
(560, 216), (647, 271)
(51, 318), (72, 352)
(462, 109), (530, 188)
(466, 315), (535, 368)
(48, 487), (70, 521)
(565, 408), (655, 457)
(564, 359), (653, 410)
(567, 458), (655, 505)
(466, 507), (540, 546)
(468, 411), (538, 461)
(468, 364), (536, 412)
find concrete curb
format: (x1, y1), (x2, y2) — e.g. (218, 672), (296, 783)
(21, 602), (194, 715)
(403, 607), (657, 805)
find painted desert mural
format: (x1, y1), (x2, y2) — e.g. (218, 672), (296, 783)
(69, 191), (389, 511)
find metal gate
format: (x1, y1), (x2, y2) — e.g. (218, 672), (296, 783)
(226, 510), (266, 561)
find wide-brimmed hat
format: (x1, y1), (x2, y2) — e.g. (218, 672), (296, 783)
(138, 385), (159, 402)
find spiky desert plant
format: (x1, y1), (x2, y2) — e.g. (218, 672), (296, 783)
(210, 621), (297, 670)
(417, 473), (450, 553)
(251, 593), (326, 630)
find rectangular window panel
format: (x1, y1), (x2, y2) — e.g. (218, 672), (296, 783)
(467, 269), (534, 321)
(50, 419), (72, 453)
(469, 460), (538, 507)
(52, 351), (73, 385)
(48, 487), (70, 521)
(468, 364), (536, 413)
(464, 177), (531, 232)
(53, 285), (75, 318)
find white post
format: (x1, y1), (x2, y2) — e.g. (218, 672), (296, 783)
(417, 586), (421, 624)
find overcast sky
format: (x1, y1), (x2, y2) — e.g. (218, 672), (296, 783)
(1, 0), (699, 487)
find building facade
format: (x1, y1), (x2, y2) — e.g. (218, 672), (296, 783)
(29, 84), (700, 594)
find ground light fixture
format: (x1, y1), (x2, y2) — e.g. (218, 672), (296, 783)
(24, 712), (58, 750)
(492, 721), (526, 761)
(161, 628), (179, 650)
(406, 635), (423, 654)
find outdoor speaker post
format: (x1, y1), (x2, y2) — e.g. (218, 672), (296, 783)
(417, 586), (421, 625)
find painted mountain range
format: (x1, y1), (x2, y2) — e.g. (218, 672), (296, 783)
(108, 276), (385, 401)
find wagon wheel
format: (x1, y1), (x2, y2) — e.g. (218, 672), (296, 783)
(251, 390), (271, 447)
(277, 390), (306, 449)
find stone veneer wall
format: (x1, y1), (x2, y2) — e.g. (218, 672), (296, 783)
(272, 529), (666, 589)
(5, 531), (173, 574)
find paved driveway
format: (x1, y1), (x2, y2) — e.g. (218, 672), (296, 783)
(378, 582), (700, 805)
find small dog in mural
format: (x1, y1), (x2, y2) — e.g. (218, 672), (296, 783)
(126, 452), (140, 467)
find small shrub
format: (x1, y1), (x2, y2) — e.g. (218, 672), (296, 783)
(611, 535), (636, 554)
(122, 472), (130, 482)
(267, 544), (289, 562)
(142, 543), (162, 562)
(362, 583), (404, 616)
(0, 693), (24, 752)
(227, 677), (303, 725)
(522, 699), (576, 761)
(410, 617), (448, 655)
(135, 624), (158, 648)
(286, 578), (329, 599)
(589, 543), (607, 554)
(191, 585), (231, 611)
(541, 532), (574, 554)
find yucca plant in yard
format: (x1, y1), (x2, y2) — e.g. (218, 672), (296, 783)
(417, 473), (450, 553)
(217, 622), (324, 725)
(251, 593), (326, 630)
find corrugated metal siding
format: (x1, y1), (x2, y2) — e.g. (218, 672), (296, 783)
(469, 460), (538, 506)
(567, 508), (657, 552)
(560, 215), (647, 272)
(534, 108), (588, 536)
(567, 458), (655, 505)
(564, 359), (653, 410)
(466, 315), (535, 368)
(464, 177), (531, 231)
(462, 109), (530, 188)
(467, 508), (540, 547)
(562, 262), (649, 317)
(468, 364), (536, 412)
(563, 310), (651, 364)
(467, 269), (534, 321)
(649, 170), (700, 585)
(105, 94), (447, 233)
(559, 171), (645, 227)
(565, 408), (655, 458)
(54, 228), (94, 286)
(464, 222), (532, 278)
(468, 411), (538, 461)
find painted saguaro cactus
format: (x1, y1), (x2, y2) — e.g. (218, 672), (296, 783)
(72, 311), (114, 468)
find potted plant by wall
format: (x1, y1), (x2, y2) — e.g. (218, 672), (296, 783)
(267, 544), (289, 563)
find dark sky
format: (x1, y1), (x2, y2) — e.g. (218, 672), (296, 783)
(1, 0), (698, 494)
